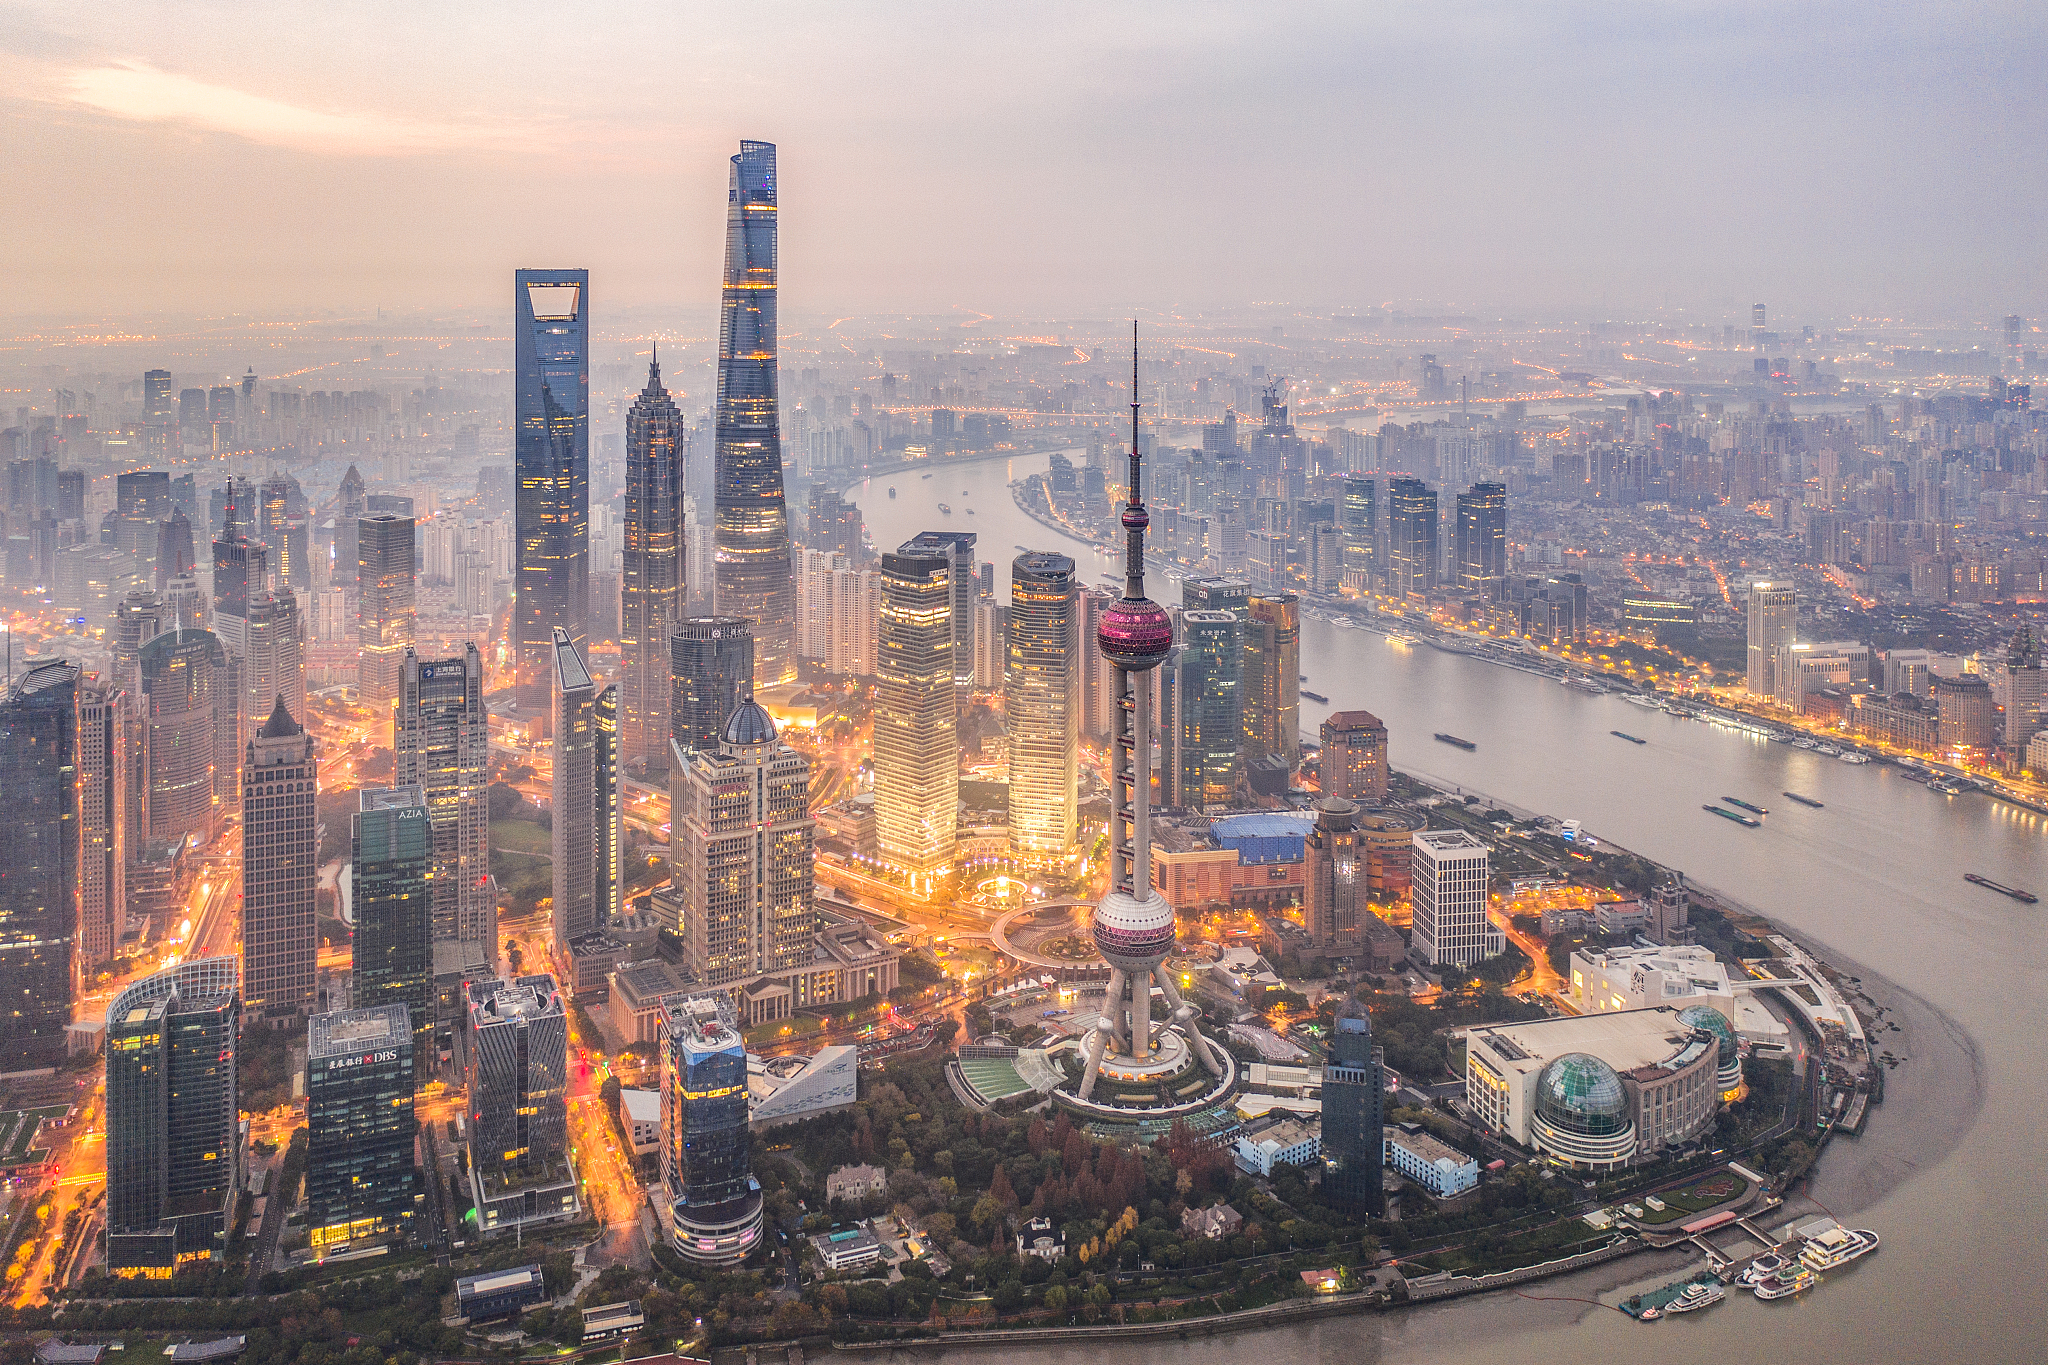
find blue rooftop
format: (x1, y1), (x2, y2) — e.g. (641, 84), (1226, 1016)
(1210, 812), (1315, 865)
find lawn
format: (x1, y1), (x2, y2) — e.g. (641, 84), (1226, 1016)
(1636, 1172), (1749, 1224)
(492, 819), (552, 855)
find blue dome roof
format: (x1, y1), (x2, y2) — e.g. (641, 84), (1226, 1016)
(1534, 1053), (1629, 1137)
(1678, 1005), (1739, 1068)
(723, 697), (777, 746)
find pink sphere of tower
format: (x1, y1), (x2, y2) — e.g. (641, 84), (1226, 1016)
(1097, 596), (1172, 672)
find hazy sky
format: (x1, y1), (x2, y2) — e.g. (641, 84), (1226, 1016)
(3, 1), (2042, 322)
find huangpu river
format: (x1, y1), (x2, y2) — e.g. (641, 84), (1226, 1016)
(841, 451), (2046, 1364)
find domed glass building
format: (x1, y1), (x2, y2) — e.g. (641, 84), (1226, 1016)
(1531, 1053), (1636, 1169)
(1678, 1005), (1743, 1092)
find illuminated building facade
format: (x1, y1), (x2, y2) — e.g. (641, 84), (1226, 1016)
(78, 678), (127, 976)
(1243, 592), (1300, 768)
(104, 957), (241, 1277)
(661, 992), (763, 1264)
(1339, 475), (1375, 587)
(1005, 551), (1078, 860)
(307, 1004), (417, 1248)
(514, 267), (591, 713)
(1304, 797), (1363, 952)
(1171, 609), (1240, 809)
(242, 698), (317, 1022)
(1386, 477), (1437, 597)
(351, 787), (432, 1054)
(139, 625), (235, 848)
(1746, 580), (1796, 700)
(242, 587), (305, 741)
(357, 512), (416, 707)
(396, 646), (493, 946)
(0, 661), (82, 1069)
(1319, 709), (1388, 801)
(901, 530), (977, 693)
(875, 543), (957, 870)
(711, 141), (797, 686)
(622, 355), (687, 772)
(670, 617), (753, 755)
(550, 629), (620, 955)
(464, 974), (578, 1236)
(1453, 482), (1507, 599)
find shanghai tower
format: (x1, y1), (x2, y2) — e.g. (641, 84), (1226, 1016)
(514, 268), (591, 714)
(712, 141), (796, 686)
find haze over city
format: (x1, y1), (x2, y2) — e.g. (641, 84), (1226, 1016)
(4, 0), (2044, 317)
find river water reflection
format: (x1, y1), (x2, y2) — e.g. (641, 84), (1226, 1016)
(844, 453), (2047, 1364)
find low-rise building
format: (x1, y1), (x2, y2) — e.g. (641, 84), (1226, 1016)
(608, 959), (692, 1047)
(1181, 1203), (1244, 1240)
(1234, 1116), (1321, 1175)
(456, 1265), (546, 1321)
(1016, 1215), (1065, 1261)
(618, 1088), (660, 1155)
(750, 1045), (859, 1129)
(1151, 811), (1313, 913)
(1566, 943), (1738, 1023)
(579, 1301), (644, 1344)
(810, 1222), (884, 1271)
(1383, 1124), (1479, 1198)
(824, 1162), (888, 1203)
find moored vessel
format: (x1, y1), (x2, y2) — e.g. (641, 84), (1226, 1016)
(1752, 1265), (1820, 1299)
(1703, 804), (1760, 827)
(1664, 1281), (1726, 1313)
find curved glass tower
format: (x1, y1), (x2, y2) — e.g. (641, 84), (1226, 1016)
(514, 268), (590, 712)
(712, 140), (796, 686)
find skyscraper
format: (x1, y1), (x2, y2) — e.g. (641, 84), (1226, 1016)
(550, 629), (618, 955)
(358, 512), (416, 708)
(103, 957), (241, 1277)
(156, 509), (195, 590)
(2005, 626), (2042, 762)
(242, 698), (317, 1022)
(670, 617), (754, 754)
(514, 268), (591, 712)
(139, 625), (235, 848)
(336, 464), (365, 586)
(307, 1004), (417, 1249)
(1305, 797), (1363, 953)
(1172, 610), (1241, 809)
(1386, 477), (1437, 597)
(242, 587), (305, 741)
(661, 992), (764, 1264)
(142, 368), (175, 458)
(1243, 592), (1301, 768)
(1005, 552), (1078, 860)
(622, 355), (687, 774)
(1320, 710), (1389, 802)
(463, 974), (578, 1236)
(1319, 997), (1384, 1214)
(1339, 475), (1375, 588)
(0, 660), (81, 1070)
(669, 697), (815, 986)
(900, 530), (977, 694)
(78, 679), (126, 976)
(875, 543), (957, 871)
(711, 141), (797, 686)
(352, 787), (432, 1054)
(1182, 575), (1251, 621)
(1411, 828), (1497, 968)
(1746, 580), (1797, 700)
(1453, 482), (1507, 599)
(395, 646), (492, 946)
(210, 482), (267, 656)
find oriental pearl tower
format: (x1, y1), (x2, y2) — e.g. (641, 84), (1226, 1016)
(1077, 323), (1229, 1101)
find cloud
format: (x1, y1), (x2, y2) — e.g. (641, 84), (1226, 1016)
(63, 60), (506, 155)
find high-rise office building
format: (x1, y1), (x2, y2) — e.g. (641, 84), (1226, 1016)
(1934, 672), (1996, 751)
(711, 141), (797, 686)
(1006, 552), (1078, 860)
(2005, 626), (2043, 761)
(550, 629), (619, 955)
(114, 590), (166, 699)
(210, 483), (267, 658)
(669, 697), (815, 986)
(143, 368), (176, 457)
(242, 588), (304, 741)
(78, 679), (126, 975)
(1243, 592), (1300, 768)
(104, 957), (241, 1277)
(1453, 482), (1507, 599)
(1305, 797), (1363, 953)
(0, 661), (81, 1070)
(1745, 580), (1797, 700)
(660, 992), (764, 1264)
(1172, 609), (1241, 809)
(973, 598), (1008, 690)
(307, 1004), (417, 1249)
(514, 268), (591, 712)
(396, 646), (492, 946)
(1182, 575), (1251, 620)
(875, 543), (957, 871)
(1386, 477), (1437, 597)
(1339, 475), (1375, 588)
(156, 509), (195, 590)
(1411, 829), (1498, 968)
(670, 617), (754, 754)
(900, 531), (977, 694)
(805, 485), (861, 561)
(352, 787), (432, 1054)
(463, 974), (578, 1236)
(336, 465), (365, 585)
(1319, 997), (1384, 1213)
(139, 625), (235, 848)
(242, 698), (317, 1022)
(1320, 709), (1389, 801)
(622, 355), (687, 773)
(358, 512), (416, 708)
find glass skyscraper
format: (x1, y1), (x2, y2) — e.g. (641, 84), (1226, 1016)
(396, 646), (492, 947)
(1454, 481), (1507, 599)
(1005, 552), (1078, 860)
(621, 355), (687, 772)
(711, 141), (796, 686)
(875, 544), (957, 871)
(669, 617), (754, 754)
(0, 660), (81, 1071)
(1319, 997), (1384, 1213)
(1243, 592), (1300, 768)
(463, 974), (578, 1236)
(550, 629), (613, 956)
(351, 787), (432, 1055)
(243, 698), (318, 1022)
(1340, 475), (1376, 585)
(514, 267), (591, 713)
(1173, 610), (1241, 809)
(662, 992), (763, 1264)
(307, 1004), (417, 1248)
(1386, 477), (1438, 597)
(902, 530), (978, 693)
(357, 511), (416, 707)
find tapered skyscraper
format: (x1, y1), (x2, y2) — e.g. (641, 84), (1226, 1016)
(622, 355), (686, 772)
(515, 268), (591, 712)
(712, 141), (796, 686)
